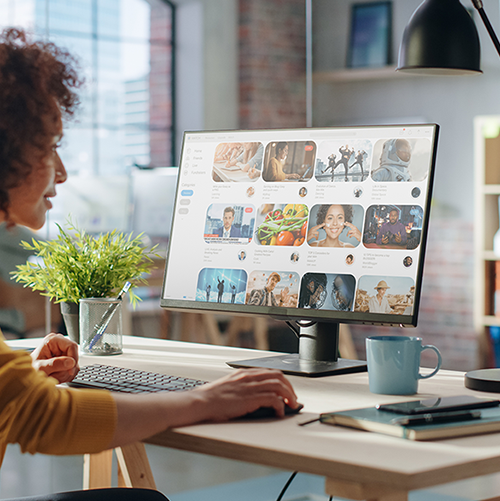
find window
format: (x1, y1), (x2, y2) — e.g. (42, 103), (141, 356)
(0, 0), (175, 175)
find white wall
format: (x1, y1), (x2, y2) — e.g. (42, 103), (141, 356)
(312, 0), (500, 221)
(202, 0), (238, 130)
(176, 0), (204, 159)
(175, 0), (238, 163)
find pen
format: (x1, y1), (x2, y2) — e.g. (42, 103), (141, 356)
(88, 282), (131, 350)
(391, 410), (482, 426)
(299, 417), (320, 426)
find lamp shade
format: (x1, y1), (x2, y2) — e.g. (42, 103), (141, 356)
(397, 0), (482, 75)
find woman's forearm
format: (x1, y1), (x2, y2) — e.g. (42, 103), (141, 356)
(109, 391), (204, 448)
(108, 368), (299, 449)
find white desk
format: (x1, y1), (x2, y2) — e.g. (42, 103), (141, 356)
(10, 336), (500, 501)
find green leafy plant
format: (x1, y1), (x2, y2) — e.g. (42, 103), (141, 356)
(13, 221), (157, 306)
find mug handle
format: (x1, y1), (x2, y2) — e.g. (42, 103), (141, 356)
(418, 344), (442, 380)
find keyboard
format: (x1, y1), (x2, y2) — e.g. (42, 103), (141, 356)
(68, 364), (207, 394)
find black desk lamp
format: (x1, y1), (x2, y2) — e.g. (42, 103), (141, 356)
(398, 0), (500, 392)
(397, 0), (500, 75)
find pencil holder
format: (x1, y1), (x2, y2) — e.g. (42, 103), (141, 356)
(79, 298), (123, 355)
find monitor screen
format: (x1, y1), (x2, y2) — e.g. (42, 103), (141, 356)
(161, 124), (438, 323)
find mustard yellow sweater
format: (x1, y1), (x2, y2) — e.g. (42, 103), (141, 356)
(264, 157), (286, 182)
(0, 334), (117, 467)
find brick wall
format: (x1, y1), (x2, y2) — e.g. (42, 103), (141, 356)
(239, 0), (307, 129)
(349, 218), (478, 371)
(149, 0), (173, 166)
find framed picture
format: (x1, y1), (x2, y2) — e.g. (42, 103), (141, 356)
(347, 2), (392, 69)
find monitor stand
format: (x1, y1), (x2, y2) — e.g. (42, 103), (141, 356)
(227, 321), (367, 377)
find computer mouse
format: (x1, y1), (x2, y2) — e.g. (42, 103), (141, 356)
(240, 402), (304, 420)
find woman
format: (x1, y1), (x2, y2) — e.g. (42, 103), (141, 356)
(0, 28), (298, 501)
(307, 204), (361, 248)
(368, 281), (392, 314)
(298, 273), (327, 309)
(263, 142), (299, 181)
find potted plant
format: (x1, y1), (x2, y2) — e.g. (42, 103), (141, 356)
(13, 221), (157, 343)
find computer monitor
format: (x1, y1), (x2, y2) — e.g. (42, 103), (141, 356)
(160, 124), (439, 376)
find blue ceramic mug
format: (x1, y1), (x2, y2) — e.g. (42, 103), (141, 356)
(366, 336), (442, 395)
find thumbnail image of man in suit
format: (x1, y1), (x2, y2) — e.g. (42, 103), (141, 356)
(215, 207), (241, 238)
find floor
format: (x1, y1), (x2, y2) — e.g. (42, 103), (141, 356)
(0, 444), (326, 500)
(0, 442), (494, 501)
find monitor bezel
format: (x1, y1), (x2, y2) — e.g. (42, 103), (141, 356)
(160, 123), (440, 329)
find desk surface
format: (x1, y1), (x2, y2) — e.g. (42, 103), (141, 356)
(11, 336), (500, 496)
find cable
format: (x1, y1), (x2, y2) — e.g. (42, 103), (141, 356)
(285, 320), (316, 338)
(275, 471), (334, 501)
(285, 321), (300, 338)
(276, 471), (298, 501)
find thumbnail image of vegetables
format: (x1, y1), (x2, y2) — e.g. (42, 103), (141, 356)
(256, 204), (309, 246)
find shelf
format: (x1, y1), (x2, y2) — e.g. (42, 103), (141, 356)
(483, 185), (500, 195)
(484, 251), (500, 261)
(474, 117), (500, 347)
(483, 316), (500, 327)
(313, 66), (415, 83)
(315, 65), (500, 85)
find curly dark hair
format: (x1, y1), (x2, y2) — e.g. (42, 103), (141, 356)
(316, 204), (353, 226)
(0, 28), (82, 219)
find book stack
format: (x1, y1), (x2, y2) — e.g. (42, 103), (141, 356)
(320, 404), (500, 441)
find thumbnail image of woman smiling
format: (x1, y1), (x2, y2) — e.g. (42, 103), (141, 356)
(307, 204), (361, 248)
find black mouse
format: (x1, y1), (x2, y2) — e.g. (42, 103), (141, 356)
(240, 402), (304, 420)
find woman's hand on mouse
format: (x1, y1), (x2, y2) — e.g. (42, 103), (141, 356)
(192, 368), (299, 422)
(109, 368), (299, 447)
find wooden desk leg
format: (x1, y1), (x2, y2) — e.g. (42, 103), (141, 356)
(83, 450), (113, 489)
(253, 317), (269, 351)
(180, 312), (196, 342)
(159, 310), (171, 340)
(203, 313), (223, 345)
(225, 316), (249, 346)
(339, 324), (358, 360)
(115, 442), (157, 489)
(83, 443), (156, 490)
(325, 478), (408, 501)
